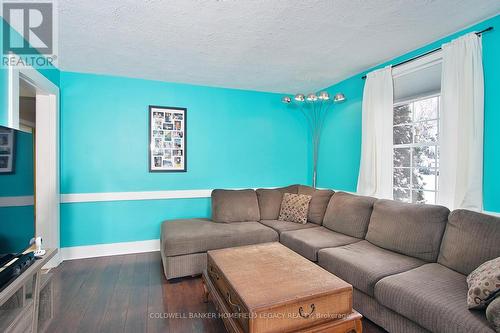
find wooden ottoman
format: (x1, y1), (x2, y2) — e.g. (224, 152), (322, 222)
(202, 242), (362, 333)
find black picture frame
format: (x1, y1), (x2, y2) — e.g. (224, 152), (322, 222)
(148, 105), (187, 172)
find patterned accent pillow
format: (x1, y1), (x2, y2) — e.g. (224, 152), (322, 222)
(467, 257), (500, 309)
(278, 193), (312, 224)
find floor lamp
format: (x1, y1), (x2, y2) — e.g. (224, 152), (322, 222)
(281, 91), (345, 188)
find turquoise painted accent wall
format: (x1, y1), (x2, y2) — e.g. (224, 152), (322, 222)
(59, 71), (309, 247)
(317, 15), (500, 213)
(0, 205), (35, 253)
(0, 130), (34, 196)
(60, 72), (308, 193)
(0, 206), (35, 254)
(61, 198), (210, 247)
(0, 130), (35, 254)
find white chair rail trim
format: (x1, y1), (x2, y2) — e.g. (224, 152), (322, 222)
(0, 195), (35, 207)
(61, 189), (213, 203)
(60, 187), (279, 203)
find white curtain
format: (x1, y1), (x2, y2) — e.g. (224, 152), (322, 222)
(357, 66), (394, 199)
(438, 33), (484, 211)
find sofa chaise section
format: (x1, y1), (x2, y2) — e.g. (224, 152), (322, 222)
(160, 218), (278, 279)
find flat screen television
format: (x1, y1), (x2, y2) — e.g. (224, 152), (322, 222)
(0, 124), (35, 267)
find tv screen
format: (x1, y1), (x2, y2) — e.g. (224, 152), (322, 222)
(0, 125), (35, 259)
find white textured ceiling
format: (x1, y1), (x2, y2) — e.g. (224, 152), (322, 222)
(58, 0), (500, 93)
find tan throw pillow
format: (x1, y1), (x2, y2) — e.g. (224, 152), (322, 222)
(278, 193), (312, 224)
(467, 257), (500, 309)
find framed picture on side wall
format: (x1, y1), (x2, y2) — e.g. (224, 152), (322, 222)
(149, 105), (187, 172)
(0, 127), (15, 174)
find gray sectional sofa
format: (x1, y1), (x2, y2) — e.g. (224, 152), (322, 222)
(160, 184), (500, 333)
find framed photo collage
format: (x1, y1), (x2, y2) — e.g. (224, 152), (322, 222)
(149, 106), (187, 172)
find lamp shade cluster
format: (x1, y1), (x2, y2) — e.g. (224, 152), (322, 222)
(281, 92), (345, 104)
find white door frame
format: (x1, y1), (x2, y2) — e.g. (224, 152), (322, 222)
(8, 65), (61, 268)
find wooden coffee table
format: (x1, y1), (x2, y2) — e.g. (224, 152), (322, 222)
(202, 242), (362, 333)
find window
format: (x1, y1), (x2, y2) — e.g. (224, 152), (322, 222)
(393, 95), (440, 204)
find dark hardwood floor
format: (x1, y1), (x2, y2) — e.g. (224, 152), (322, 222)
(47, 252), (386, 333)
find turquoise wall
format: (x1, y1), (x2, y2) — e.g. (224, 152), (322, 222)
(317, 15), (500, 213)
(0, 130), (35, 253)
(59, 72), (309, 247)
(0, 131), (34, 196)
(0, 205), (35, 253)
(61, 198), (209, 247)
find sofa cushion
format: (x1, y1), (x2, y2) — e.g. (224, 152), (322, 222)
(352, 288), (428, 333)
(297, 186), (335, 225)
(365, 199), (449, 262)
(211, 189), (260, 223)
(486, 296), (500, 332)
(438, 209), (500, 275)
(323, 192), (376, 238)
(259, 219), (319, 235)
(375, 263), (494, 333)
(161, 219), (278, 256)
(256, 185), (299, 220)
(278, 193), (312, 224)
(318, 240), (424, 296)
(280, 227), (359, 261)
(280, 184), (299, 194)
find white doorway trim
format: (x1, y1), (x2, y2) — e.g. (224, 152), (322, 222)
(9, 65), (61, 268)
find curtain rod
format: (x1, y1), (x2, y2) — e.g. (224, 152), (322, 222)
(361, 26), (494, 79)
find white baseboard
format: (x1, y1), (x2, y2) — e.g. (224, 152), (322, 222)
(60, 239), (160, 261)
